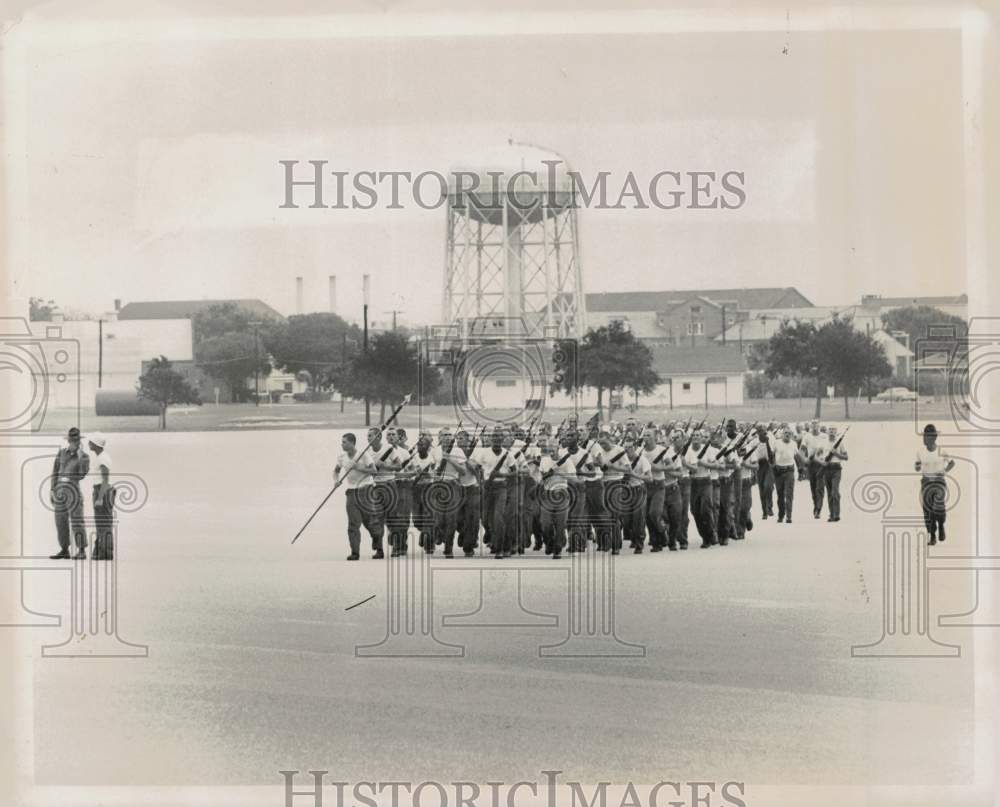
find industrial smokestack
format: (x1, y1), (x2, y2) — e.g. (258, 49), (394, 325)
(295, 276), (304, 315)
(114, 298), (121, 312)
(328, 275), (337, 314)
(362, 274), (370, 308)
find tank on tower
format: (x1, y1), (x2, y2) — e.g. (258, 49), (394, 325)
(443, 143), (587, 342)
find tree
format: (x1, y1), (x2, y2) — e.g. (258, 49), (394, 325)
(341, 332), (440, 421)
(137, 356), (202, 430)
(817, 320), (892, 418)
(881, 305), (967, 352)
(550, 321), (660, 420)
(265, 313), (360, 392)
(29, 297), (56, 321)
(765, 316), (892, 418)
(197, 332), (272, 402)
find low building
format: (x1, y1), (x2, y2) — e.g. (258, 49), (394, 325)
(647, 344), (747, 408)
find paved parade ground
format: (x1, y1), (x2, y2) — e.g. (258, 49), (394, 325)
(11, 419), (985, 788)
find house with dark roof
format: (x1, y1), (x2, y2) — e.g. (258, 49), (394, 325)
(585, 287), (813, 343)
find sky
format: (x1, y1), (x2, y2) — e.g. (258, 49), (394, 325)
(3, 1), (989, 328)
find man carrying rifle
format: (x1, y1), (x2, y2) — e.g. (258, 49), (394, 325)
(454, 429), (483, 556)
(619, 438), (652, 552)
(537, 436), (577, 559)
(598, 431), (630, 554)
(803, 420), (826, 519)
(475, 427), (517, 558)
(427, 429), (464, 556)
(387, 428), (417, 556)
(365, 425), (403, 559)
(734, 435), (759, 540)
(334, 433), (379, 561)
(642, 429), (670, 552)
(556, 428), (592, 553)
(408, 433), (439, 553)
(819, 425), (848, 522)
(684, 430), (720, 547)
(662, 430), (688, 550)
(715, 420), (741, 545)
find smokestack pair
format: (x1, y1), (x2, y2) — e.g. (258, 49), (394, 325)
(295, 276), (339, 315)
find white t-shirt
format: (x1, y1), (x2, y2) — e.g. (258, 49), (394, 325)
(601, 445), (629, 481)
(916, 447), (950, 476)
(371, 443), (401, 483)
(336, 451), (375, 489)
(539, 454), (571, 490)
(625, 453), (651, 487)
(772, 439), (799, 467)
(643, 445), (668, 481)
(475, 446), (515, 481)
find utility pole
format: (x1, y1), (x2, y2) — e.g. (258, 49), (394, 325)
(384, 309), (404, 331)
(341, 331), (347, 413)
(363, 274), (371, 426)
(250, 320), (262, 406)
(97, 319), (104, 388)
(721, 304), (726, 346)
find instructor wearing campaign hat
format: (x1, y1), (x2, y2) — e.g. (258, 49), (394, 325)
(50, 427), (90, 559)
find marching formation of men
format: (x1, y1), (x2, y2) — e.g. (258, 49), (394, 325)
(333, 414), (850, 561)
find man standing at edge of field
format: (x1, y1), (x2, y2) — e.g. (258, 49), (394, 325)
(50, 426), (90, 560)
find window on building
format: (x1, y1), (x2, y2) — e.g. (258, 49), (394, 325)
(690, 305), (701, 313)
(496, 379), (516, 387)
(284, 382), (293, 392)
(682, 382), (692, 391)
(686, 322), (704, 335)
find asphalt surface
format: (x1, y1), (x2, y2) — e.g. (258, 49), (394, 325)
(17, 421), (981, 786)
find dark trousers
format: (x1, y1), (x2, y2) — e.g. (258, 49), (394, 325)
(663, 482), (683, 548)
(736, 477), (753, 539)
(358, 481), (392, 551)
(458, 484), (481, 551)
(431, 479), (460, 552)
(644, 479), (666, 549)
(346, 488), (382, 555)
(757, 460), (774, 517)
(93, 486), (116, 559)
(774, 466), (795, 520)
(717, 476), (736, 543)
(389, 481), (412, 551)
(620, 484), (647, 547)
(412, 482), (433, 550)
(539, 487), (569, 553)
(482, 482), (509, 554)
(54, 482), (86, 551)
(679, 477), (691, 545)
(566, 481), (589, 551)
(921, 477), (947, 537)
(808, 460), (825, 516)
(504, 476), (525, 551)
(586, 480), (613, 550)
(691, 478), (717, 544)
(824, 465), (842, 519)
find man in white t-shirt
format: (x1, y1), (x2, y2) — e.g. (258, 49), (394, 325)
(771, 427), (801, 523)
(475, 428), (517, 558)
(817, 425), (848, 522)
(915, 424), (954, 545)
(335, 432), (378, 560)
(87, 433), (115, 560)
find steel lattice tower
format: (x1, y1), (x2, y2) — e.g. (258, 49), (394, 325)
(442, 144), (587, 341)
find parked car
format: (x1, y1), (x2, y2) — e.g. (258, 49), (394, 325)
(875, 386), (917, 402)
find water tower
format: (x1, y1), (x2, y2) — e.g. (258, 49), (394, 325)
(443, 143), (587, 341)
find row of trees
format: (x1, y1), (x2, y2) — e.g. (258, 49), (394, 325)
(762, 316), (891, 418)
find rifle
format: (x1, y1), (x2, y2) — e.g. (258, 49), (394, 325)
(718, 422), (756, 459)
(696, 423), (724, 460)
(291, 394), (413, 544)
(824, 427), (850, 463)
(485, 446), (512, 483)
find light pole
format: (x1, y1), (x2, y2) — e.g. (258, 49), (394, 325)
(250, 320), (263, 407)
(363, 274), (371, 426)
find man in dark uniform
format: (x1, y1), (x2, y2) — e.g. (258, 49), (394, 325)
(50, 427), (90, 560)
